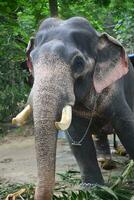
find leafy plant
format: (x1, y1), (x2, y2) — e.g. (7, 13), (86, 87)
(0, 183), (35, 200)
(1, 160), (134, 200)
(57, 170), (80, 185)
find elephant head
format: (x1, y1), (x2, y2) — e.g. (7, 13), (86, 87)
(13, 17), (128, 200)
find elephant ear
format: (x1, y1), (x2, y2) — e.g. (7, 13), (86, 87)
(26, 37), (34, 73)
(93, 33), (128, 93)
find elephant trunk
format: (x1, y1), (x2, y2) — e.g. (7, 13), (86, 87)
(33, 56), (75, 200)
(34, 116), (57, 200)
(33, 86), (59, 200)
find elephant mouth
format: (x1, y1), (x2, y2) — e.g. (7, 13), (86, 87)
(12, 104), (72, 131)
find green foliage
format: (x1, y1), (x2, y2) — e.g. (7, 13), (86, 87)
(57, 170), (80, 185)
(0, 0), (133, 122)
(112, 4), (134, 53)
(58, 0), (106, 31)
(0, 183), (35, 200)
(1, 185), (133, 200)
(0, 0), (49, 122)
(1, 160), (134, 199)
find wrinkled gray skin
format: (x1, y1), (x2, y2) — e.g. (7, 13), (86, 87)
(26, 17), (134, 200)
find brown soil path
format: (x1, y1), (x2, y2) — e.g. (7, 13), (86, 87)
(0, 134), (77, 184)
(0, 128), (128, 185)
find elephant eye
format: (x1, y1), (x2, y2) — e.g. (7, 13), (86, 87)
(71, 55), (85, 75)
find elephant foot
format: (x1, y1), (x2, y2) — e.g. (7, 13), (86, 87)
(114, 145), (127, 156)
(80, 182), (99, 191)
(6, 188), (26, 200)
(97, 156), (116, 170)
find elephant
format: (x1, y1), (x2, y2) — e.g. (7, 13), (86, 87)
(94, 53), (134, 167)
(12, 17), (134, 200)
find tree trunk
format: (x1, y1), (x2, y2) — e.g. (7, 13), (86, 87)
(49, 0), (58, 17)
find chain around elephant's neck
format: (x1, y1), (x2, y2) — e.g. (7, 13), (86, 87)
(66, 94), (99, 146)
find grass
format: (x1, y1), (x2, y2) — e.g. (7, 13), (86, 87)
(0, 160), (134, 200)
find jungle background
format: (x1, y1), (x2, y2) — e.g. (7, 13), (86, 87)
(0, 0), (134, 124)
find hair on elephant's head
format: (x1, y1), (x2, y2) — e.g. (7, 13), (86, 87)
(25, 17), (128, 200)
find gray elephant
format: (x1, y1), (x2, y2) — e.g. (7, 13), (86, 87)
(13, 17), (134, 200)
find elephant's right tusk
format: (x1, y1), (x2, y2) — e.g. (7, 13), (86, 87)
(55, 105), (72, 131)
(12, 105), (32, 126)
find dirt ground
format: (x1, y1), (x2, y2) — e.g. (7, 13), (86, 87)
(0, 125), (128, 185)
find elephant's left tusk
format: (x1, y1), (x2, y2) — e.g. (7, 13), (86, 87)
(12, 105), (32, 126)
(55, 105), (72, 130)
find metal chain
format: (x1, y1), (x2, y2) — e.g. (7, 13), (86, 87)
(66, 94), (99, 146)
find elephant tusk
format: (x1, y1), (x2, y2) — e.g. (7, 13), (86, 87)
(12, 105), (32, 126)
(55, 105), (72, 131)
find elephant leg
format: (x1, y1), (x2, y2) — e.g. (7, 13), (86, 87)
(93, 134), (111, 161)
(112, 101), (134, 159)
(112, 134), (127, 156)
(114, 145), (127, 156)
(93, 134), (116, 170)
(67, 115), (104, 185)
